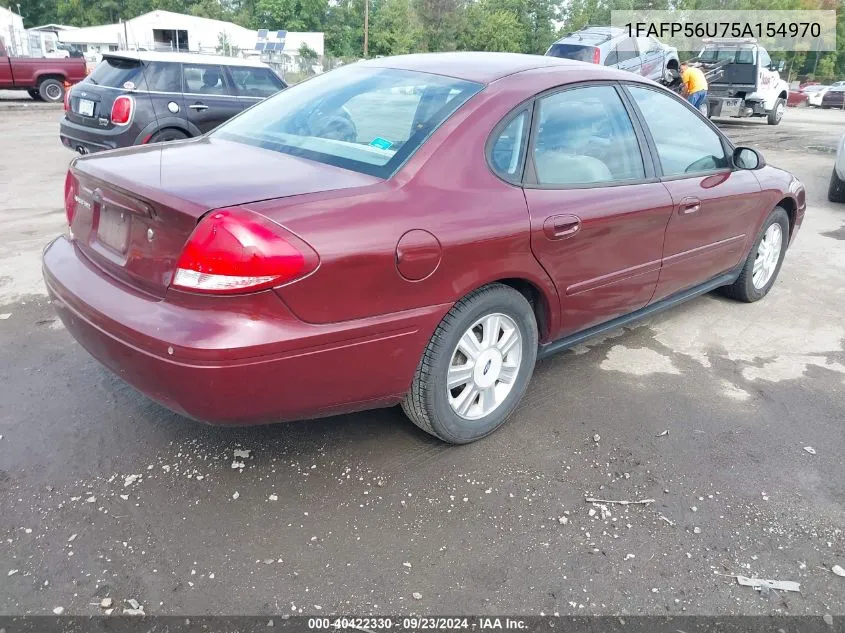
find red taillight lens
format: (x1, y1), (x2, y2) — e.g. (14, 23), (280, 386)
(64, 171), (77, 226)
(592, 47), (601, 64)
(64, 86), (71, 111)
(111, 95), (134, 125)
(172, 207), (319, 295)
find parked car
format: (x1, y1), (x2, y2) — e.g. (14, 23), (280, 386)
(0, 38), (87, 102)
(821, 86), (845, 109)
(830, 132), (845, 202)
(787, 90), (808, 107)
(696, 39), (789, 124)
(802, 84), (830, 107)
(44, 52), (805, 444)
(545, 26), (679, 83)
(60, 51), (287, 154)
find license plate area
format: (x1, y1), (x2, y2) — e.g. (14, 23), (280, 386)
(77, 98), (95, 117)
(721, 98), (742, 117)
(97, 206), (129, 254)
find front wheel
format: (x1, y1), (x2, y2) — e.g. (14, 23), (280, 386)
(767, 98), (785, 125)
(402, 284), (538, 444)
(722, 207), (789, 302)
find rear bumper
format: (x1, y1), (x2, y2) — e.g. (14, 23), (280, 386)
(43, 236), (448, 425)
(59, 116), (138, 154)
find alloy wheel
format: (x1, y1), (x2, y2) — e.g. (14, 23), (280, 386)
(752, 223), (783, 289)
(446, 313), (523, 421)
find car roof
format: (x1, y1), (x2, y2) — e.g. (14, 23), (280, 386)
(102, 51), (269, 68)
(358, 52), (592, 84)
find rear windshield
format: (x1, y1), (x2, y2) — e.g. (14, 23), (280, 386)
(86, 57), (145, 88)
(546, 43), (597, 62)
(213, 66), (482, 178)
(699, 47), (757, 64)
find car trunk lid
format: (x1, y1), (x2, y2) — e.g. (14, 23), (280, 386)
(68, 137), (380, 297)
(66, 56), (145, 130)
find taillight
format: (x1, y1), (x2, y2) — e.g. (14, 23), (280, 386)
(64, 86), (71, 111)
(111, 95), (134, 125)
(172, 207), (319, 295)
(592, 47), (601, 64)
(64, 171), (77, 227)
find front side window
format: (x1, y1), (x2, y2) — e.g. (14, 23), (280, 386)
(213, 66), (482, 178)
(183, 64), (231, 95)
(229, 66), (285, 98)
(532, 85), (645, 186)
(627, 86), (728, 177)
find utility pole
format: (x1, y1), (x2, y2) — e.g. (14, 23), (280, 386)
(363, 0), (368, 58)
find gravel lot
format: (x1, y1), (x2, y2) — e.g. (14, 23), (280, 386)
(0, 104), (844, 617)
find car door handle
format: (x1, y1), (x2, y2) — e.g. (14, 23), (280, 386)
(543, 215), (581, 240)
(678, 197), (701, 215)
(189, 103), (208, 111)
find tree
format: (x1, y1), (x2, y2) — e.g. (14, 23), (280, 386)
(461, 3), (525, 53)
(370, 0), (423, 56)
(297, 41), (319, 73)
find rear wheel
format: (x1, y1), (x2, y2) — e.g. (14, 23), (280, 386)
(767, 98), (785, 125)
(38, 78), (64, 103)
(402, 284), (538, 444)
(148, 129), (189, 144)
(829, 167), (845, 203)
(722, 207), (789, 302)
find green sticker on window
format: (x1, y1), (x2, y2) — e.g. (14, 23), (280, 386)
(369, 137), (393, 150)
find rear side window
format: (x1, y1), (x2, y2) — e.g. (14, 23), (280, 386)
(229, 67), (285, 98)
(533, 85), (645, 186)
(87, 58), (144, 89)
(489, 110), (529, 181)
(546, 43), (596, 62)
(627, 86), (728, 176)
(183, 64), (232, 95)
(143, 62), (182, 93)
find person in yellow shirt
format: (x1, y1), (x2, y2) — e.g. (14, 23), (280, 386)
(680, 62), (708, 110)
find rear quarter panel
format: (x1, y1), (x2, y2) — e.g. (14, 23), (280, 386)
(247, 78), (563, 340)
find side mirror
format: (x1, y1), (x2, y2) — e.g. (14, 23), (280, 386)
(778, 60), (785, 72)
(733, 146), (765, 170)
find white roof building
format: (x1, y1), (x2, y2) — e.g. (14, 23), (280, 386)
(56, 10), (323, 59)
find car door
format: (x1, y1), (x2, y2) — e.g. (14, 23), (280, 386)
(605, 37), (641, 76)
(226, 65), (286, 110)
(624, 85), (763, 302)
(521, 84), (674, 337)
(181, 62), (243, 133)
(637, 37), (664, 81)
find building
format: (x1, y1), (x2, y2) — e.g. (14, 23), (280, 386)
(0, 5), (28, 56)
(55, 11), (324, 69)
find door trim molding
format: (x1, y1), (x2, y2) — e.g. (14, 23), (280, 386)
(661, 234), (746, 268)
(538, 266), (741, 360)
(565, 258), (662, 296)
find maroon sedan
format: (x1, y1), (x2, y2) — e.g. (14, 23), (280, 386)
(44, 53), (806, 444)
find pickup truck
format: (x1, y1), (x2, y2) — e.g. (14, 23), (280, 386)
(0, 39), (88, 102)
(693, 38), (789, 125)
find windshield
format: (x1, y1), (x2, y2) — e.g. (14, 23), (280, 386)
(546, 43), (597, 62)
(213, 66), (483, 178)
(699, 47), (757, 64)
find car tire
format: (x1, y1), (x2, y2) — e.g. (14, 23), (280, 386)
(402, 283), (538, 444)
(38, 78), (65, 103)
(722, 207), (790, 303)
(767, 98), (785, 125)
(829, 167), (845, 203)
(148, 129), (189, 144)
